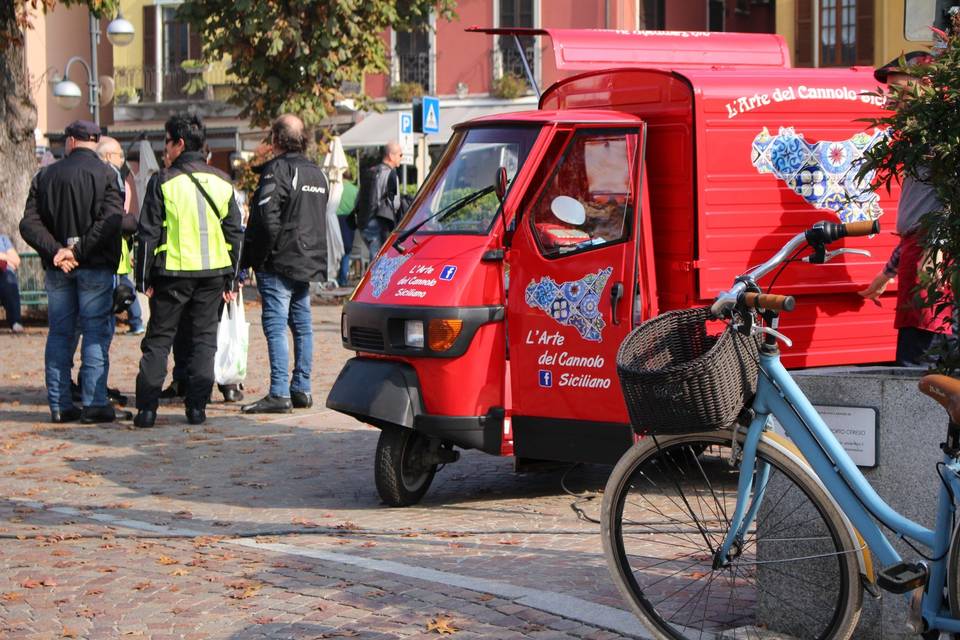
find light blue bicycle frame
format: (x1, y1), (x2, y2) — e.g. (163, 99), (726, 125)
(719, 347), (960, 634)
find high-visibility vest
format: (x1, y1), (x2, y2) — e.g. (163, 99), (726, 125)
(116, 236), (132, 275)
(154, 172), (233, 272)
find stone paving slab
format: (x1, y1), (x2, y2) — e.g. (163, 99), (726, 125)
(0, 306), (647, 639)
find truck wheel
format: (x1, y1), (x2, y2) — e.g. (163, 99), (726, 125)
(374, 425), (438, 507)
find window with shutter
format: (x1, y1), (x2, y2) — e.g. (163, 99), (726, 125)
(498, 0), (535, 81)
(142, 6), (156, 101)
(796, 0), (873, 67)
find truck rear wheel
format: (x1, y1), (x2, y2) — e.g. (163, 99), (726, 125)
(374, 425), (438, 507)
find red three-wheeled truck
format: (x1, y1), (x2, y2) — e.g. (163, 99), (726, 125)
(327, 27), (901, 506)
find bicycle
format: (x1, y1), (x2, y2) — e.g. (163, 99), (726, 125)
(602, 218), (960, 639)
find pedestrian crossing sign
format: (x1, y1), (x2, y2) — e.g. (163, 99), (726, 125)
(422, 96), (440, 134)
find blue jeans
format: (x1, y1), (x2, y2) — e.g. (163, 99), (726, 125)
(337, 216), (355, 287)
(45, 268), (114, 411)
(0, 268), (21, 325)
(360, 217), (392, 262)
(255, 270), (313, 398)
(118, 274), (143, 330)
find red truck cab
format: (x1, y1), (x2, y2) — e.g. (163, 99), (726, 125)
(327, 29), (899, 506)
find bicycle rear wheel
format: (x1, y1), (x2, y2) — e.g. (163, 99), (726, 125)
(601, 430), (863, 640)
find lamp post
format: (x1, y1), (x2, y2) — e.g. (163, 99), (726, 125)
(51, 12), (135, 125)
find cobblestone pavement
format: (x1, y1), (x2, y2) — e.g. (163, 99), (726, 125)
(0, 304), (647, 640)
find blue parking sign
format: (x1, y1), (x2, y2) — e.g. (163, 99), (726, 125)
(400, 113), (413, 135)
(422, 96), (440, 134)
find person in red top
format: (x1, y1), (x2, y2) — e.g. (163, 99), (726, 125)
(859, 51), (954, 366)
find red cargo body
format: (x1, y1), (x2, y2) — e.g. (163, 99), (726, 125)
(327, 29), (900, 505)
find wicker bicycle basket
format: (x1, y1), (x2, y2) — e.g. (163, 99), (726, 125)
(616, 306), (760, 435)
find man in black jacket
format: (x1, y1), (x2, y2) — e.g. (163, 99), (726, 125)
(132, 113), (243, 427)
(241, 114), (328, 414)
(354, 141), (402, 259)
(20, 119), (128, 424)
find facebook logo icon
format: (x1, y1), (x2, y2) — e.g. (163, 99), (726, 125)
(538, 370), (553, 388)
(439, 265), (457, 281)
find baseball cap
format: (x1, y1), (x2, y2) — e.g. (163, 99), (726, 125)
(64, 119), (102, 141)
(874, 50), (934, 83)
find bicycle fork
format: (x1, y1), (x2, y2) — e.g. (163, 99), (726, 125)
(715, 413), (770, 569)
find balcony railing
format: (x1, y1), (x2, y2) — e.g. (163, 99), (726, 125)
(389, 52), (433, 93)
(114, 61), (233, 104)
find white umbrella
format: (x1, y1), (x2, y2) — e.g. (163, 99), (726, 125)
(132, 139), (160, 212)
(321, 136), (349, 286)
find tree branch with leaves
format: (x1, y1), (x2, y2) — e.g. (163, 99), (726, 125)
(177, 0), (457, 133)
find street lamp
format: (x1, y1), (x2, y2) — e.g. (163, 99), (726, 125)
(51, 13), (135, 125)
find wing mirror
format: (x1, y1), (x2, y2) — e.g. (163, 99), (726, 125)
(495, 166), (508, 202)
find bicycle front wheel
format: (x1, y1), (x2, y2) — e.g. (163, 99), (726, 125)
(601, 430), (863, 640)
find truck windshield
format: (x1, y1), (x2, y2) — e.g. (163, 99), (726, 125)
(398, 126), (539, 235)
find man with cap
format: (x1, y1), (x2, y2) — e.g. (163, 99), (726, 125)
(859, 51), (953, 365)
(20, 119), (130, 424)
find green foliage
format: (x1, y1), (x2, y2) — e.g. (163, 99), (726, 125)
(491, 73), (528, 100)
(387, 81), (424, 103)
(177, 0), (457, 129)
(857, 26), (960, 371)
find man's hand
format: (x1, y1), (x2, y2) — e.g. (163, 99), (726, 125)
(858, 271), (894, 303)
(223, 290), (238, 303)
(53, 247), (78, 273)
(3, 249), (20, 271)
(145, 287), (154, 298)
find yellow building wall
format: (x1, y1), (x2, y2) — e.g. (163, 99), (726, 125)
(777, 0), (934, 68)
(113, 0), (147, 70)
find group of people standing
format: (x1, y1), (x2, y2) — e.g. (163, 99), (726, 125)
(20, 112), (333, 427)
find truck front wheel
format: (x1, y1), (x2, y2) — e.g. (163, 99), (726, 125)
(374, 425), (438, 507)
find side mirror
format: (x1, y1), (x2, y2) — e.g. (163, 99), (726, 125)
(495, 166), (508, 202)
(550, 195), (586, 225)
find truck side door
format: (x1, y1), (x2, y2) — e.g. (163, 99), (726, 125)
(506, 125), (644, 462)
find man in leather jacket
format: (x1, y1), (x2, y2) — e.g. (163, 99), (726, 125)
(241, 114), (329, 414)
(20, 119), (128, 424)
(354, 141), (402, 259)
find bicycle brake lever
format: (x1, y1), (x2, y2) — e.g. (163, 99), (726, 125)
(802, 248), (871, 264)
(751, 325), (793, 348)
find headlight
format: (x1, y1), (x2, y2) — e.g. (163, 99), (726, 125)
(404, 320), (425, 348)
(428, 319), (463, 352)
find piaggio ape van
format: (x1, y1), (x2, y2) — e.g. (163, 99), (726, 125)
(327, 28), (902, 506)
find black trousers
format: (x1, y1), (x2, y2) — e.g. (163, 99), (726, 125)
(136, 276), (223, 411)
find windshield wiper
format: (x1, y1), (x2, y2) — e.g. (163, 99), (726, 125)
(392, 185), (495, 253)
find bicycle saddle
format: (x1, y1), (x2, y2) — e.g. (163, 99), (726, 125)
(919, 374), (960, 424)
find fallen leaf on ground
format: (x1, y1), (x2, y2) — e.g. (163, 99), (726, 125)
(426, 615), (459, 635)
(497, 540), (521, 545)
(84, 589), (103, 596)
(20, 579), (42, 589)
(1, 592), (23, 601)
(61, 628), (78, 638)
(252, 616), (274, 624)
(157, 556), (178, 565)
(133, 582), (152, 591)
(170, 568), (189, 577)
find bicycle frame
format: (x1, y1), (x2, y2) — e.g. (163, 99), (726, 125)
(719, 347), (960, 634)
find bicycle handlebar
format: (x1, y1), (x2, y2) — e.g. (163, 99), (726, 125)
(710, 219), (881, 317)
(742, 292), (796, 312)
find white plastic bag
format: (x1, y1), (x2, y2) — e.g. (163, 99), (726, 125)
(214, 290), (249, 385)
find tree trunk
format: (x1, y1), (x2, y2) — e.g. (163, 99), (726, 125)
(0, 15), (39, 249)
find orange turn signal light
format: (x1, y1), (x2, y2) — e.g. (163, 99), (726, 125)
(428, 319), (463, 351)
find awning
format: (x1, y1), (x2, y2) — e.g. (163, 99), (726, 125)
(339, 97), (539, 149)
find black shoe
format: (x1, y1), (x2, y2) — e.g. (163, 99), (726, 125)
(291, 390), (313, 409)
(160, 380), (186, 399)
(51, 406), (82, 424)
(81, 405), (133, 424)
(108, 387), (128, 406)
(133, 409), (157, 428)
(241, 395), (293, 414)
(185, 406), (206, 425)
(219, 384), (244, 403)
